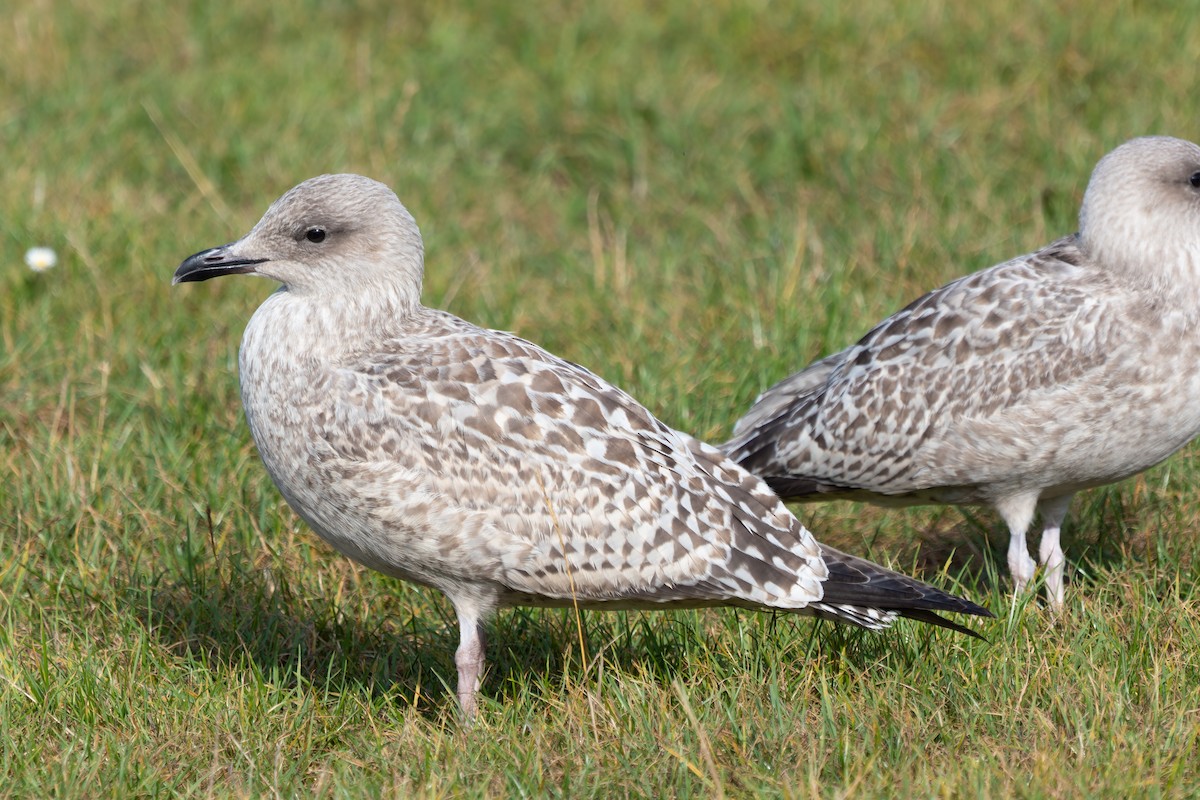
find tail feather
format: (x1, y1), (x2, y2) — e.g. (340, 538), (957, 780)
(815, 544), (993, 637)
(809, 602), (897, 630)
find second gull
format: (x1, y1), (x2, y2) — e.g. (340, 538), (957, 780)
(724, 136), (1200, 611)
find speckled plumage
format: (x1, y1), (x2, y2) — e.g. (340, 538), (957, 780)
(174, 173), (990, 718)
(724, 136), (1200, 610)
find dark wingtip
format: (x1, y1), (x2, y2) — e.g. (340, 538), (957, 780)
(911, 586), (995, 620)
(764, 475), (850, 502)
(815, 544), (993, 638)
(898, 608), (990, 641)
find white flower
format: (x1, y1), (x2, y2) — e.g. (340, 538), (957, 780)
(25, 247), (57, 272)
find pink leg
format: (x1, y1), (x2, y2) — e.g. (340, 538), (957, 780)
(995, 492), (1039, 600)
(1037, 494), (1073, 612)
(455, 612), (487, 720)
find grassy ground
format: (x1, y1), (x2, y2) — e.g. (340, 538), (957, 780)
(4, 0), (1200, 796)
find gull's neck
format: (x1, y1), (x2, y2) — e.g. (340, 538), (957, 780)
(244, 281), (422, 367)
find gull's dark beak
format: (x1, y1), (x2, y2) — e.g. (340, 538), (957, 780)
(172, 243), (269, 285)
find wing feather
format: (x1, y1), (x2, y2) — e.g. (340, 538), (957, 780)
(724, 237), (1141, 497)
(314, 311), (828, 610)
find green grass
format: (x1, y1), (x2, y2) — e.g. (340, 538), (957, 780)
(5, 0), (1200, 795)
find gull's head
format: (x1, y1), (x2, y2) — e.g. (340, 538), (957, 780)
(173, 174), (424, 303)
(1079, 136), (1200, 289)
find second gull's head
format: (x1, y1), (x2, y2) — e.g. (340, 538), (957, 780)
(1079, 136), (1200, 292)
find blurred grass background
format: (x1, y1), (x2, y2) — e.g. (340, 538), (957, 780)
(4, 0), (1200, 796)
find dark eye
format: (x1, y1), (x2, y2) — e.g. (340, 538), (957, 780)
(305, 227), (327, 243)
(1190, 172), (1200, 188)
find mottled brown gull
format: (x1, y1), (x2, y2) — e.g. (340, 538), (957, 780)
(724, 135), (1200, 611)
(173, 173), (990, 718)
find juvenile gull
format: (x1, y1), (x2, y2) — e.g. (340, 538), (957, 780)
(173, 173), (991, 717)
(724, 136), (1200, 611)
